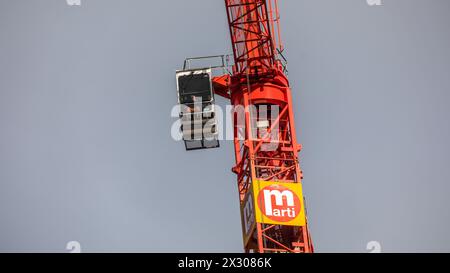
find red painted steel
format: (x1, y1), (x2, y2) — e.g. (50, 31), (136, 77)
(212, 0), (314, 253)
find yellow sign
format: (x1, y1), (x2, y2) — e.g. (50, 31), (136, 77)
(252, 180), (306, 227)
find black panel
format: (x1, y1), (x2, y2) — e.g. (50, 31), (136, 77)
(184, 139), (220, 151)
(178, 73), (212, 104)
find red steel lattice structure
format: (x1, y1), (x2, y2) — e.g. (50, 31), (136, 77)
(212, 0), (314, 253)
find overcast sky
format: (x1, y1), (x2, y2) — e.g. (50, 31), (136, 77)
(1, 0), (450, 252)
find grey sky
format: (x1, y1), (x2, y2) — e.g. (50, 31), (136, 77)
(0, 0), (449, 252)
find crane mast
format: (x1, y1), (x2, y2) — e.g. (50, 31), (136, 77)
(176, 0), (313, 253)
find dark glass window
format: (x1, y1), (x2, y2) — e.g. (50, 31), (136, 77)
(178, 73), (212, 104)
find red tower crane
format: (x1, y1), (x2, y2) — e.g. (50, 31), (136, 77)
(176, 0), (313, 253)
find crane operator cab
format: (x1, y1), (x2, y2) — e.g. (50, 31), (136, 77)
(176, 68), (219, 151)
